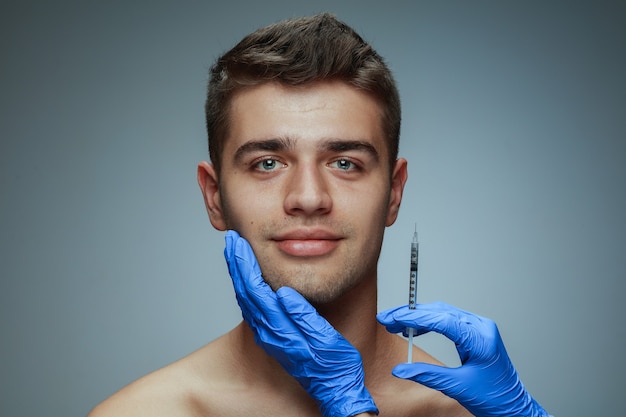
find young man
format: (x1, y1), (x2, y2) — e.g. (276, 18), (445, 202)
(89, 14), (551, 417)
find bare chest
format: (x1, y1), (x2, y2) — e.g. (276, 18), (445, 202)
(195, 383), (470, 417)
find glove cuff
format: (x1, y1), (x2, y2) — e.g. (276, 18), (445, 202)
(319, 385), (378, 417)
(322, 398), (378, 417)
(529, 396), (553, 417)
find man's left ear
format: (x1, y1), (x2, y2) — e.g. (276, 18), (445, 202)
(386, 158), (408, 227)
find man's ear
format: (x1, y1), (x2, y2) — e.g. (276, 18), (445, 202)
(386, 158), (408, 227)
(197, 161), (227, 231)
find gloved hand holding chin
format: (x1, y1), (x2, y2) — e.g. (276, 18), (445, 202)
(224, 230), (378, 417)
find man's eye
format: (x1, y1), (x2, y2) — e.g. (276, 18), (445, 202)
(331, 159), (357, 171)
(254, 158), (284, 171)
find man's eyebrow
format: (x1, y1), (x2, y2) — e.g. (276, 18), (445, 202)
(232, 137), (380, 164)
(233, 137), (296, 164)
(320, 140), (380, 161)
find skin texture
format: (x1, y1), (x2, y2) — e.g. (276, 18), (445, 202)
(87, 81), (472, 417)
(207, 81), (398, 306)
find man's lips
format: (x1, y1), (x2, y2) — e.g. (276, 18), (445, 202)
(273, 229), (342, 257)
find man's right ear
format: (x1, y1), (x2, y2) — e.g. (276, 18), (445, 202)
(197, 161), (227, 231)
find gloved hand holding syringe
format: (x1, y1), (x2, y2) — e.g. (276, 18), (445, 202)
(378, 224), (554, 417)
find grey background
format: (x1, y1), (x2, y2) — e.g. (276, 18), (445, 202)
(1, 1), (624, 416)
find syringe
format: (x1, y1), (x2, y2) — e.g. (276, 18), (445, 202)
(407, 225), (419, 363)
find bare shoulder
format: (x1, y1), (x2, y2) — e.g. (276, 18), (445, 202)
(87, 365), (194, 417)
(87, 333), (237, 417)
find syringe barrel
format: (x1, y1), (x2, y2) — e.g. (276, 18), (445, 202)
(408, 241), (418, 309)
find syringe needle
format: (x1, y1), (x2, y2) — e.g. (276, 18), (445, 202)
(407, 327), (415, 363)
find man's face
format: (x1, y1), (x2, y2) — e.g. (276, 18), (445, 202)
(199, 81), (407, 304)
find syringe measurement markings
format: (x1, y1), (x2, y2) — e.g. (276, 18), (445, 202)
(409, 244), (418, 308)
(407, 227), (419, 363)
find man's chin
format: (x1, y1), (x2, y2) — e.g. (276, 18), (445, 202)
(263, 276), (341, 305)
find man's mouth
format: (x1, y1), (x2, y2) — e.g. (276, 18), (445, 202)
(273, 229), (342, 257)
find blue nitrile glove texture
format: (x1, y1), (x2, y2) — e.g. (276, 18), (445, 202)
(224, 230), (378, 417)
(376, 302), (553, 417)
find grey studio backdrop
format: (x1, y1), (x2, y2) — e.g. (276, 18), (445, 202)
(1, 1), (624, 416)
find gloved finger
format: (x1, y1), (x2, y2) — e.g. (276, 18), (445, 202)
(392, 362), (468, 400)
(378, 302), (481, 333)
(225, 231), (278, 310)
(225, 231), (253, 319)
(276, 286), (339, 342)
(376, 305), (430, 337)
(224, 231), (247, 300)
(225, 230), (261, 317)
(225, 231), (286, 329)
(377, 302), (498, 362)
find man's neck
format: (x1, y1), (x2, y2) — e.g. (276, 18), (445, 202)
(313, 273), (380, 357)
(232, 272), (382, 382)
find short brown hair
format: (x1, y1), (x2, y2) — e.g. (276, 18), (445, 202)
(205, 13), (401, 173)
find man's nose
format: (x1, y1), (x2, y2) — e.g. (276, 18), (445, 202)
(283, 164), (332, 216)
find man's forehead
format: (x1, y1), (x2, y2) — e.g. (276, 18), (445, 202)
(224, 81), (387, 152)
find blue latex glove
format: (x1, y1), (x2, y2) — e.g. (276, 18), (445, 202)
(376, 302), (552, 417)
(224, 230), (378, 417)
